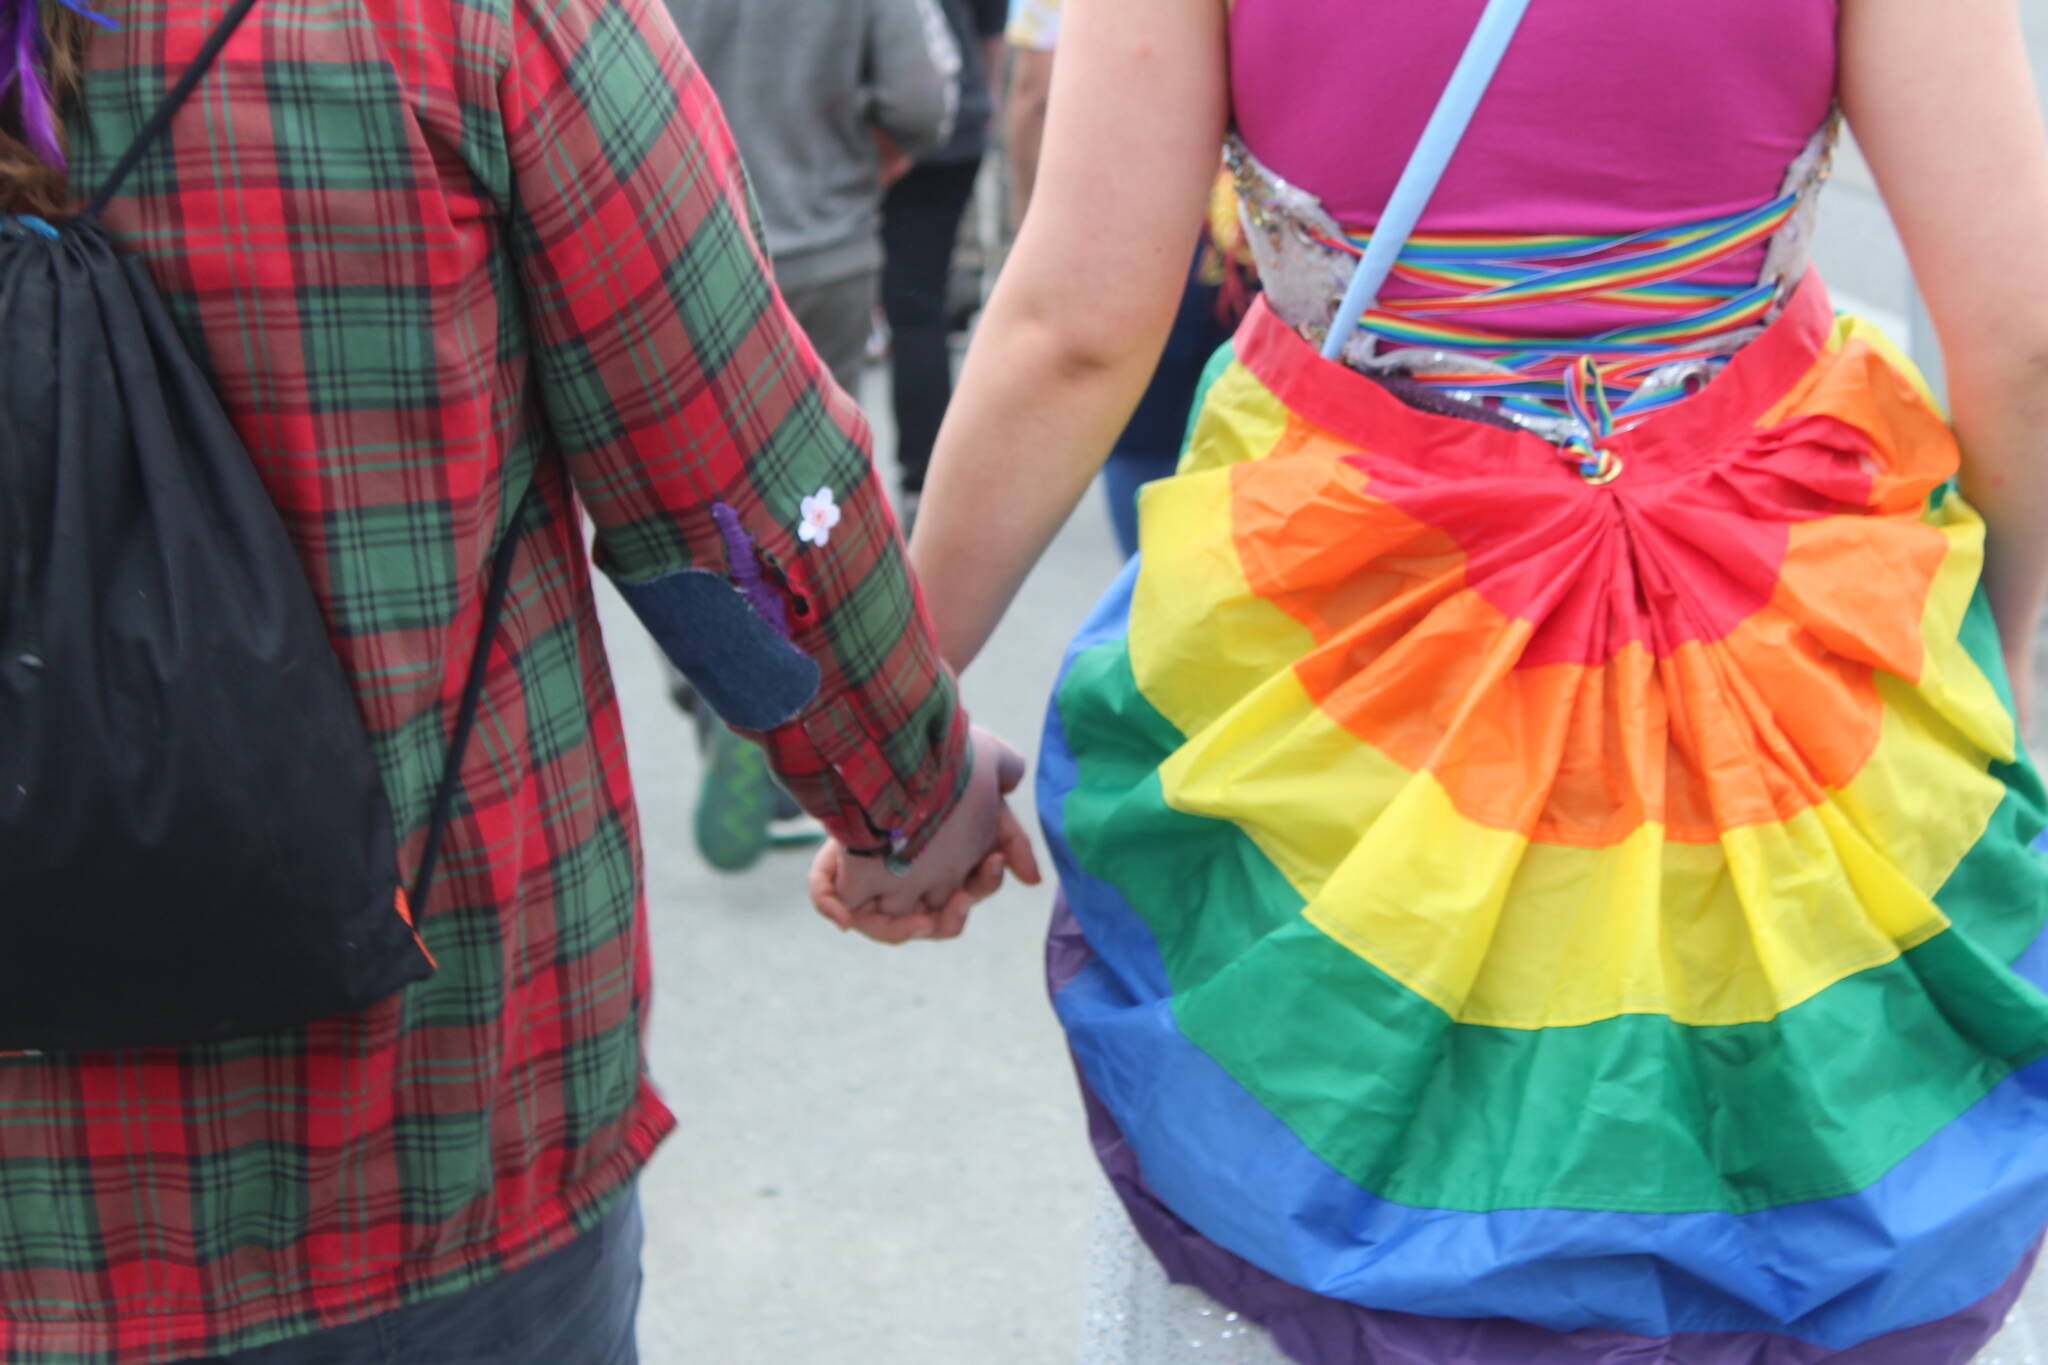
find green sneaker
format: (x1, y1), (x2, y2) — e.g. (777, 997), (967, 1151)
(694, 726), (778, 873)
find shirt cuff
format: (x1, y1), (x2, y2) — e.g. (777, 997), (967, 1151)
(776, 686), (973, 865)
(615, 564), (972, 864)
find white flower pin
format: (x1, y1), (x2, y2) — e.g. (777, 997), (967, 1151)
(798, 486), (842, 547)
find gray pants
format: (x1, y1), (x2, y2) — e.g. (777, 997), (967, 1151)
(780, 269), (877, 394)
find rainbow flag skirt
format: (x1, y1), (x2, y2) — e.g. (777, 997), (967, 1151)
(1040, 273), (2048, 1363)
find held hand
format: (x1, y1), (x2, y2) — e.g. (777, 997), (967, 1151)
(810, 842), (1013, 944)
(808, 726), (1042, 943)
(834, 725), (1035, 919)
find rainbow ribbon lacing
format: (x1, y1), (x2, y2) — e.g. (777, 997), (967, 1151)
(1314, 191), (1801, 476)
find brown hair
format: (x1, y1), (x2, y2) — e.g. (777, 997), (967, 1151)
(0, 7), (95, 217)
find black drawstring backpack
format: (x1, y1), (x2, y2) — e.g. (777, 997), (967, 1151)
(0, 0), (521, 1051)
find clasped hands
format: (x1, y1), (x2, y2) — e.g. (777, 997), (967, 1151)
(808, 725), (1042, 943)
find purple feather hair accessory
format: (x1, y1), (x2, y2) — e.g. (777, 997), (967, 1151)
(3, 0), (118, 172)
(710, 501), (792, 639)
(4, 0), (61, 168)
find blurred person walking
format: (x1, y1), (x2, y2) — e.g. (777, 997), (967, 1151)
(0, 0), (1029, 1361)
(880, 0), (1007, 518)
(667, 0), (961, 392)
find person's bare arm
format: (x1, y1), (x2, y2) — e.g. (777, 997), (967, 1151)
(1842, 0), (2048, 725)
(1004, 46), (1057, 229)
(984, 35), (1007, 113)
(973, 0), (1009, 102)
(912, 0), (1228, 670)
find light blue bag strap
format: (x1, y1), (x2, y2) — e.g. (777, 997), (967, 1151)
(1322, 0), (1534, 360)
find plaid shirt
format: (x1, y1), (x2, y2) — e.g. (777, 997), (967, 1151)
(0, 1), (968, 1360)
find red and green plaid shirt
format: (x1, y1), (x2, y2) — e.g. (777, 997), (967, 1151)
(0, 0), (968, 1360)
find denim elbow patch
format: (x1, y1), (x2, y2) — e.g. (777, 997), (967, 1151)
(616, 568), (821, 731)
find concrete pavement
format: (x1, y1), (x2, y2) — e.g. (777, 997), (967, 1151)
(624, 17), (2048, 1362)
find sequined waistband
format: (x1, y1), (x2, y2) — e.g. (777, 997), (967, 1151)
(1227, 120), (1839, 445)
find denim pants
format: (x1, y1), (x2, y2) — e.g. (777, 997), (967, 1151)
(1103, 250), (1242, 559)
(186, 1193), (644, 1365)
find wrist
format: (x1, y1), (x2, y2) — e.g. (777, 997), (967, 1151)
(850, 725), (977, 873)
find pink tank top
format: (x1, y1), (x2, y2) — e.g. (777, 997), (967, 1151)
(1230, 0), (1840, 338)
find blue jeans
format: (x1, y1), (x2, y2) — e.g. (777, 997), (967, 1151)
(1103, 250), (1244, 559)
(189, 1193), (644, 1365)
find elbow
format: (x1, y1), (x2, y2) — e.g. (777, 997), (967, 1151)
(1948, 334), (2048, 419)
(1032, 333), (1126, 390)
(1996, 339), (2048, 397)
(1931, 286), (2048, 416)
(1004, 287), (1174, 392)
